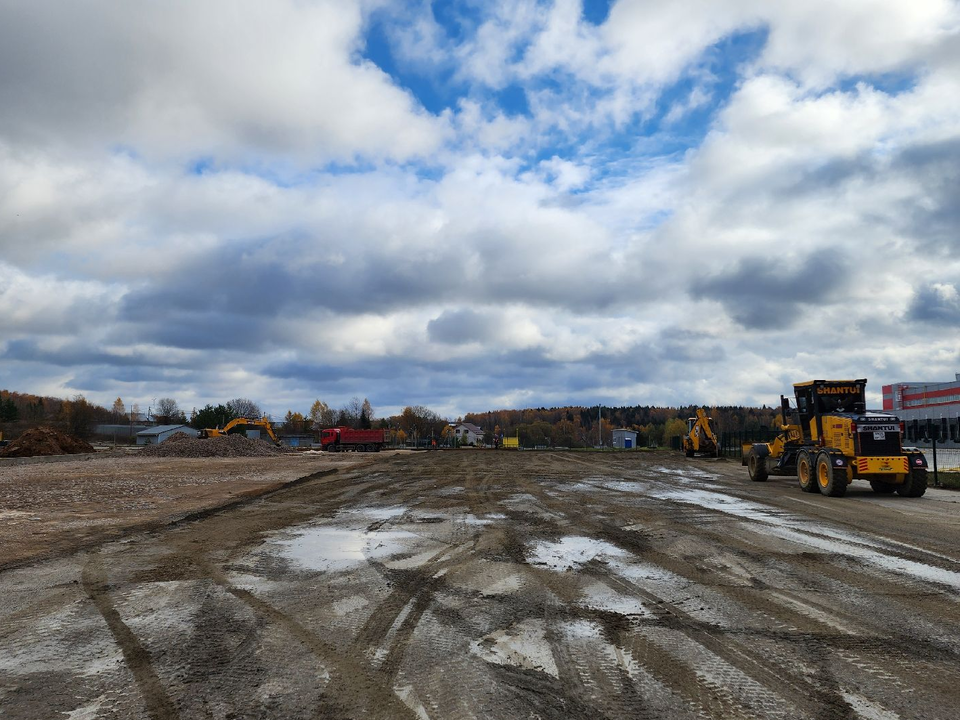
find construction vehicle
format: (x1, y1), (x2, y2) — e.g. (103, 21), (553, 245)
(199, 417), (281, 445)
(743, 379), (927, 497)
(681, 408), (719, 457)
(320, 427), (387, 452)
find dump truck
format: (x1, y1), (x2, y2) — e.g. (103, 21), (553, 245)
(320, 427), (387, 452)
(743, 379), (927, 497)
(681, 408), (719, 457)
(199, 417), (281, 445)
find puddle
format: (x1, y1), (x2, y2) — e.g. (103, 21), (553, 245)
(470, 619), (559, 677)
(763, 525), (960, 591)
(647, 486), (960, 591)
(652, 466), (720, 481)
(580, 582), (651, 616)
(273, 526), (420, 572)
(528, 536), (627, 571)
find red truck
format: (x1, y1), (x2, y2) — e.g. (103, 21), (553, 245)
(320, 427), (388, 452)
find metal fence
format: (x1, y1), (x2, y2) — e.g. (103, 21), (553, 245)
(923, 438), (960, 487)
(718, 429), (781, 459)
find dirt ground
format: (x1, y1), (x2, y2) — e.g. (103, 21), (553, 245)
(0, 451), (379, 569)
(2, 450), (960, 719)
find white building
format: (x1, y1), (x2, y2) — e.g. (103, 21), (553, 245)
(450, 422), (484, 446)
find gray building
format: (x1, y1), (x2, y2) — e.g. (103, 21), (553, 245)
(136, 424), (194, 445)
(612, 429), (639, 449)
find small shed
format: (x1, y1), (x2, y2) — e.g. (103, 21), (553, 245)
(136, 424), (193, 445)
(612, 429), (639, 449)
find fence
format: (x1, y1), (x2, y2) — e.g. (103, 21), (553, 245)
(718, 429), (780, 459)
(924, 438), (960, 488)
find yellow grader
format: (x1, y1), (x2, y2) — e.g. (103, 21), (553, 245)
(743, 379), (927, 497)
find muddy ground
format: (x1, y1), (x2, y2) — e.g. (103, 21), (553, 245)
(2, 450), (960, 719)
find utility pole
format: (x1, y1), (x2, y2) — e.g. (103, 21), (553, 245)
(598, 405), (602, 448)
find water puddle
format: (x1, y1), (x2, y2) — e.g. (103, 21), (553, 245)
(274, 526), (419, 571)
(470, 619), (559, 677)
(527, 536), (627, 571)
(580, 581), (651, 616)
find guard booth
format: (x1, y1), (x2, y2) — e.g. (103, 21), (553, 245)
(613, 429), (638, 449)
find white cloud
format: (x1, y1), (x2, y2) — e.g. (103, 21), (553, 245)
(0, 0), (447, 164)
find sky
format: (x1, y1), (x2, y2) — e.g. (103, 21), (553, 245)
(1, 0), (959, 420)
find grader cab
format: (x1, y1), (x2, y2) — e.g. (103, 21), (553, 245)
(743, 379), (927, 497)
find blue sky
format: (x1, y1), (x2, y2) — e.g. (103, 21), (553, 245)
(1, 0), (959, 421)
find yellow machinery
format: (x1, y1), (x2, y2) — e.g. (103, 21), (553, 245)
(743, 379), (927, 497)
(199, 417), (281, 445)
(681, 408), (719, 458)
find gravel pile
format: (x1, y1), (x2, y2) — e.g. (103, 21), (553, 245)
(139, 432), (287, 458)
(0, 426), (96, 458)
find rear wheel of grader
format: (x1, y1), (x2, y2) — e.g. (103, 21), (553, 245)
(897, 467), (927, 498)
(797, 451), (818, 493)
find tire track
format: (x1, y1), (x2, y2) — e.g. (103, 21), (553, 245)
(80, 552), (180, 720)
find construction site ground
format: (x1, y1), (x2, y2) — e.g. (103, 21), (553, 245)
(2, 450), (960, 719)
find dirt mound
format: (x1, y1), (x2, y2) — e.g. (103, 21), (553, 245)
(0, 426), (96, 458)
(139, 432), (287, 458)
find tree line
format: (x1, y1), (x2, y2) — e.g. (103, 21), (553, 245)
(1, 387), (779, 447)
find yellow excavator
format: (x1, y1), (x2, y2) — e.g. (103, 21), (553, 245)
(681, 408), (719, 458)
(199, 417), (281, 445)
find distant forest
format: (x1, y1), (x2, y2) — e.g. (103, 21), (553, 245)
(0, 388), (780, 448)
(463, 404), (780, 448)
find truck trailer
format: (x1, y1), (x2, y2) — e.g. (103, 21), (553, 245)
(320, 427), (387, 452)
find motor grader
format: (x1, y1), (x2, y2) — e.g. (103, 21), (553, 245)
(743, 379), (927, 497)
(681, 408), (719, 458)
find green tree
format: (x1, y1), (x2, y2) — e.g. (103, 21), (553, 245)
(191, 404), (234, 429)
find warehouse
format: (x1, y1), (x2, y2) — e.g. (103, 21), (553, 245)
(882, 374), (960, 447)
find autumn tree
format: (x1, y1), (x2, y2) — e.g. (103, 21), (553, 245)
(309, 399), (336, 429)
(111, 397), (125, 422)
(61, 395), (95, 439)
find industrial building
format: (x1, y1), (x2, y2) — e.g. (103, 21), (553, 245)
(612, 429), (639, 449)
(882, 374), (960, 447)
(136, 424), (193, 445)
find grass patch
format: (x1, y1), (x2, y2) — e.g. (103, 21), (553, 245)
(935, 471), (960, 489)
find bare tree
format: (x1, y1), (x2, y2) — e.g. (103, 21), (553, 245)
(155, 398), (182, 424)
(228, 398), (262, 419)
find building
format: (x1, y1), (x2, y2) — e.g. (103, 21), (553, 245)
(450, 422), (484, 446)
(279, 434), (314, 449)
(136, 424), (193, 445)
(882, 374), (960, 446)
(612, 429), (639, 449)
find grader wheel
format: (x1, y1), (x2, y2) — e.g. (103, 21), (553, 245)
(897, 467), (927, 498)
(797, 451), (818, 493)
(747, 451), (768, 482)
(816, 452), (848, 497)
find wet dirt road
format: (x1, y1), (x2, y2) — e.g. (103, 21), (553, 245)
(2, 451), (960, 719)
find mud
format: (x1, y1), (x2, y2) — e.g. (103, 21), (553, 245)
(2, 451), (960, 719)
(0, 426), (94, 458)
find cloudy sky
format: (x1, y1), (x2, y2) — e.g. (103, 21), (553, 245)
(1, 0), (959, 420)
